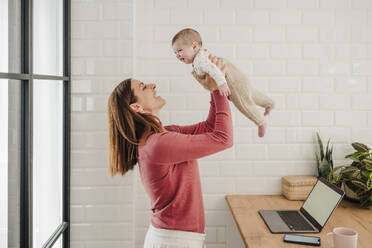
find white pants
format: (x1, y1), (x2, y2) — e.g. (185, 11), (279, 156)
(144, 224), (206, 248)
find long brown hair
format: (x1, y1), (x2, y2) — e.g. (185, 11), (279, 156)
(107, 78), (162, 177)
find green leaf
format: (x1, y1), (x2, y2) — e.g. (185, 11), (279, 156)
(349, 154), (361, 163)
(316, 132), (324, 159)
(326, 139), (330, 160)
(363, 158), (372, 167)
(356, 151), (368, 158)
(367, 178), (372, 190)
(351, 180), (368, 190)
(345, 153), (354, 159)
(330, 145), (334, 169)
(328, 165), (347, 184)
(315, 153), (320, 176)
(352, 142), (370, 152)
(341, 166), (359, 174)
(361, 170), (371, 179)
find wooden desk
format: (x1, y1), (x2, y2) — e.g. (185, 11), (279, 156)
(226, 195), (372, 248)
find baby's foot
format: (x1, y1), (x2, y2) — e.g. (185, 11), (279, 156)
(258, 119), (267, 138)
(264, 107), (271, 116)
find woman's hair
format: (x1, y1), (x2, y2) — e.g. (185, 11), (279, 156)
(107, 78), (162, 177)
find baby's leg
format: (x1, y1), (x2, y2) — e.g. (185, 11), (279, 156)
(229, 89), (265, 127)
(230, 92), (267, 137)
(250, 87), (275, 116)
(224, 60), (268, 136)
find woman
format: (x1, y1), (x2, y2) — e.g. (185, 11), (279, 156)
(107, 56), (233, 248)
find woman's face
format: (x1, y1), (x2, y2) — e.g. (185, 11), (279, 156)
(130, 79), (166, 115)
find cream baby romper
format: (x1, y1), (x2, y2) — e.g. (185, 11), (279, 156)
(192, 49), (275, 126)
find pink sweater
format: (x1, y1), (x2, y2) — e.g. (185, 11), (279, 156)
(137, 90), (233, 234)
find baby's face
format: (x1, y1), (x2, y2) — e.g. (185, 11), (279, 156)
(172, 40), (197, 64)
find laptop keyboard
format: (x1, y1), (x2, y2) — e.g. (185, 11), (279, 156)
(277, 211), (315, 231)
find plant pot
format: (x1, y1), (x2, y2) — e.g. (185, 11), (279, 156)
(341, 182), (360, 203)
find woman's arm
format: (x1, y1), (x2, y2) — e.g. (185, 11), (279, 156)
(164, 93), (216, 134)
(164, 55), (225, 135)
(145, 90), (233, 164)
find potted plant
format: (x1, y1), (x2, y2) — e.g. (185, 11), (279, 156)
(315, 132), (333, 179)
(328, 142), (372, 208)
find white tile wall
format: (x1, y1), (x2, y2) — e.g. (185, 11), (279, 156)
(71, 0), (372, 247)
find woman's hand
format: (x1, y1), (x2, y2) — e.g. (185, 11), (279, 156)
(196, 54), (227, 91)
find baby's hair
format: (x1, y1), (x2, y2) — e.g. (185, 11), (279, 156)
(172, 28), (202, 46)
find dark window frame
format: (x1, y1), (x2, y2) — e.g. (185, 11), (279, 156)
(0, 0), (71, 247)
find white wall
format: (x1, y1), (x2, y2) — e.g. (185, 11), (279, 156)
(71, 0), (372, 247)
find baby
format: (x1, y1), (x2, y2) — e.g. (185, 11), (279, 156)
(172, 28), (275, 137)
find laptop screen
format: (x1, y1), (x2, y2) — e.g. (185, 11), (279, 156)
(302, 179), (343, 227)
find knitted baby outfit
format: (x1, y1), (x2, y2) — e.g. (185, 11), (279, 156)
(192, 49), (275, 126)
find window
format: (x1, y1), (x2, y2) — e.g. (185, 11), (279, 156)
(0, 0), (70, 247)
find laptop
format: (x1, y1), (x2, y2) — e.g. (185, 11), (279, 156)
(259, 177), (345, 233)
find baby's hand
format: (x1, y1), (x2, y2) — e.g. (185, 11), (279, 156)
(218, 83), (231, 96)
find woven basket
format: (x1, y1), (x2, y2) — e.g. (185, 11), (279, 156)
(282, 175), (317, 201)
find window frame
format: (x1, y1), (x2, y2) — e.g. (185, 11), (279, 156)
(0, 0), (71, 247)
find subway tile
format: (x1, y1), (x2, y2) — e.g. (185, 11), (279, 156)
(269, 111), (301, 126)
(205, 10), (235, 25)
(235, 177), (282, 194)
(236, 10), (269, 25)
(334, 11), (365, 26)
(286, 94), (319, 110)
(252, 61), (286, 76)
(189, 0), (218, 8)
(302, 111), (334, 126)
(335, 111), (368, 127)
(102, 3), (132, 20)
(219, 26), (253, 42)
(334, 77), (367, 92)
(287, 61), (319, 76)
(154, 0), (187, 9)
(269, 78), (301, 92)
(103, 40), (133, 57)
(235, 144), (266, 160)
(219, 161), (254, 177)
(287, 0), (318, 9)
(254, 0), (286, 9)
(72, 40), (103, 57)
(352, 95), (372, 110)
(303, 11), (334, 25)
(84, 22), (121, 39)
(303, 45), (333, 59)
(270, 11), (301, 25)
(319, 94), (351, 110)
(72, 3), (101, 21)
(287, 27), (318, 42)
(302, 77), (334, 92)
(320, 0), (351, 9)
(170, 10), (203, 25)
(254, 28), (285, 42)
(271, 45), (302, 59)
(236, 45), (270, 59)
(137, 9), (170, 25)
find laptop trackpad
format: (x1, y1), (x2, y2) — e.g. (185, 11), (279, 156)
(259, 210), (290, 233)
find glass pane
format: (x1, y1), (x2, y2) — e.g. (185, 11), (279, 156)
(0, 0), (22, 73)
(53, 235), (62, 248)
(33, 0), (63, 76)
(33, 80), (64, 247)
(0, 79), (21, 248)
(0, 80), (7, 248)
